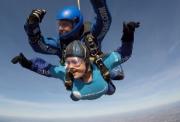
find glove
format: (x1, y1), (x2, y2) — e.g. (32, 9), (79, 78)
(27, 9), (46, 24)
(11, 53), (32, 69)
(121, 21), (140, 43)
(123, 21), (140, 34)
(90, 0), (105, 6)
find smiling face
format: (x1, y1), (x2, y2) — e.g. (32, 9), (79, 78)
(65, 57), (86, 79)
(58, 20), (73, 35)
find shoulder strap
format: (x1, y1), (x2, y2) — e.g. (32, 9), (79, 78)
(63, 21), (114, 91)
(84, 32), (110, 82)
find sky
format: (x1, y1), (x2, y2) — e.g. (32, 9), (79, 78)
(0, 0), (180, 120)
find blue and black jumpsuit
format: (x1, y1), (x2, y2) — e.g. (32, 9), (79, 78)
(24, 0), (133, 80)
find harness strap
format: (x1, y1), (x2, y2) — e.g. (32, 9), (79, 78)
(63, 21), (115, 91)
(84, 33), (110, 82)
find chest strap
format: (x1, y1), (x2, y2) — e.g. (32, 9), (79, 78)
(84, 33), (110, 82)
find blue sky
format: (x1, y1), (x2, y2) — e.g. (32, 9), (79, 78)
(0, 0), (180, 119)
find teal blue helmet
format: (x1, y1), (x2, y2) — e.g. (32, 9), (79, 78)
(56, 6), (83, 39)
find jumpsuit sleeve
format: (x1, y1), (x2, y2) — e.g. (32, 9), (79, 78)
(104, 32), (135, 70)
(115, 41), (134, 63)
(29, 57), (65, 81)
(24, 22), (61, 57)
(104, 38), (134, 69)
(90, 0), (112, 47)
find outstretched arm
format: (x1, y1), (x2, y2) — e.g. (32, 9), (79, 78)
(116, 21), (140, 63)
(90, 0), (112, 47)
(104, 22), (140, 69)
(11, 53), (65, 80)
(24, 9), (61, 56)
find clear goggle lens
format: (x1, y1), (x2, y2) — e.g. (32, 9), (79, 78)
(65, 57), (83, 67)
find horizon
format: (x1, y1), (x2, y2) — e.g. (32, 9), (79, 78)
(0, 0), (180, 120)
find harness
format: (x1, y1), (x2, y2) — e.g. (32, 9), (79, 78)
(63, 22), (115, 92)
(84, 33), (110, 81)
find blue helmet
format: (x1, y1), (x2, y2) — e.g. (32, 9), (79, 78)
(56, 6), (83, 39)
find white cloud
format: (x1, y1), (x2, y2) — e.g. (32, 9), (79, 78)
(168, 40), (180, 54)
(0, 95), (122, 119)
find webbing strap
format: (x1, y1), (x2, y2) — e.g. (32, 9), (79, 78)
(84, 33), (110, 82)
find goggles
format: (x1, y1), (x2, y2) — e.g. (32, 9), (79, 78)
(58, 20), (73, 28)
(65, 57), (83, 67)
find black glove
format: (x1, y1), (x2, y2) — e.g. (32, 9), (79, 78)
(27, 9), (46, 24)
(123, 21), (140, 34)
(90, 0), (105, 6)
(121, 21), (140, 43)
(11, 53), (32, 69)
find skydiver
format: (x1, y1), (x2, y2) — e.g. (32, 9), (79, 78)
(24, 0), (125, 81)
(12, 21), (140, 101)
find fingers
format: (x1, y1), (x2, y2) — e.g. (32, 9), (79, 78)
(32, 9), (46, 22)
(28, 9), (46, 24)
(19, 53), (26, 60)
(32, 9), (46, 16)
(11, 56), (20, 64)
(134, 22), (140, 28)
(128, 21), (140, 28)
(11, 53), (25, 64)
(123, 21), (140, 33)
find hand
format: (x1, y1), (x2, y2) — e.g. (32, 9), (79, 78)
(123, 21), (140, 33)
(27, 9), (46, 24)
(11, 53), (32, 69)
(121, 21), (140, 42)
